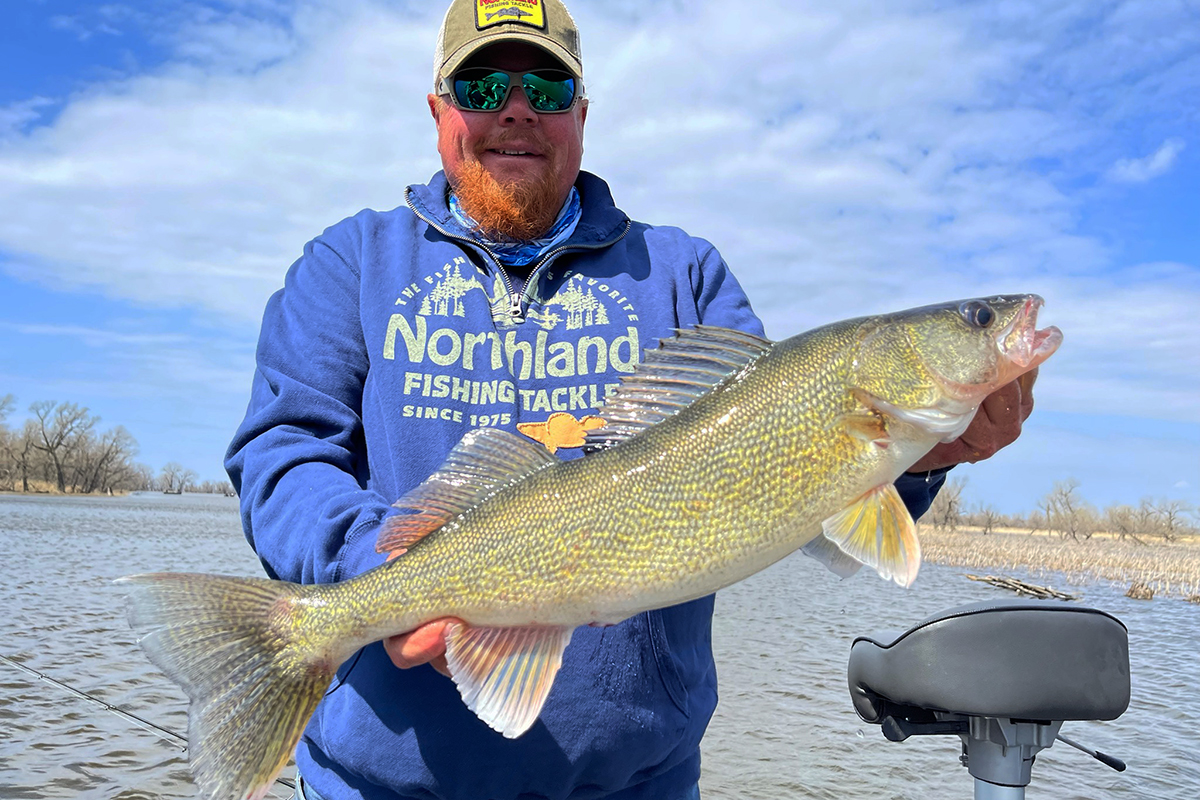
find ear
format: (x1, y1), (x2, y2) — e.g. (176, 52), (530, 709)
(428, 93), (442, 124)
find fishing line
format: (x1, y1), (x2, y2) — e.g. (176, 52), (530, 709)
(0, 652), (296, 793)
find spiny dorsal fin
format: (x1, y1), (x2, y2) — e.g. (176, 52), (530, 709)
(584, 325), (773, 453)
(377, 428), (557, 556)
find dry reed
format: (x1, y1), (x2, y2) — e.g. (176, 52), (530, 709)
(919, 526), (1200, 600)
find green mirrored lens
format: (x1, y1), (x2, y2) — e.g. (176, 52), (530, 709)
(522, 72), (575, 112)
(454, 71), (511, 111)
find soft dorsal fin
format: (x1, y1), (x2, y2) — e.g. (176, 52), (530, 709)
(584, 325), (773, 453)
(377, 428), (557, 556)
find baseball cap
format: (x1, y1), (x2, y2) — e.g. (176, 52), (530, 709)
(434, 0), (583, 89)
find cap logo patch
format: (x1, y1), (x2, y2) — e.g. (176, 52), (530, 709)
(475, 0), (546, 31)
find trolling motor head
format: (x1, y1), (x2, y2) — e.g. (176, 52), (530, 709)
(847, 600), (1130, 797)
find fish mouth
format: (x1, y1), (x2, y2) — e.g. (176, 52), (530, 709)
(996, 295), (1063, 378)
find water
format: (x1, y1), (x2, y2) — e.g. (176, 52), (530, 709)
(1, 494), (1196, 799)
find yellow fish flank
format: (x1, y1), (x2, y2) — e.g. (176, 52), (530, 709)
(119, 295), (1061, 800)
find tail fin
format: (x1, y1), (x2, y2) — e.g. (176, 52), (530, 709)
(117, 573), (333, 800)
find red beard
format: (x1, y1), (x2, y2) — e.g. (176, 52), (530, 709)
(451, 158), (564, 242)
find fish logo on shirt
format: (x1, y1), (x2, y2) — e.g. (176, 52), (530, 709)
(517, 412), (606, 453)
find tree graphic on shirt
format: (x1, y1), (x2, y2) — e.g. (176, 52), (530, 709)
(420, 265), (483, 317)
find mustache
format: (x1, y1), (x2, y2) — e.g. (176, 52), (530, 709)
(477, 133), (553, 154)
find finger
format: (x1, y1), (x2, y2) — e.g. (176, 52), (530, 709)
(1017, 367), (1038, 419)
(384, 618), (459, 669)
(431, 656), (451, 677)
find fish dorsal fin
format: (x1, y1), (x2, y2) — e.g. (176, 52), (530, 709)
(377, 428), (557, 556)
(820, 483), (921, 587)
(584, 325), (773, 452)
(444, 623), (575, 738)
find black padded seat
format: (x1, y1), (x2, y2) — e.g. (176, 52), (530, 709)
(849, 599), (1130, 725)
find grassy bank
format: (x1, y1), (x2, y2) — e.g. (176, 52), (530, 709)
(920, 525), (1200, 600)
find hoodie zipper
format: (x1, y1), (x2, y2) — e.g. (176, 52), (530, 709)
(406, 191), (631, 323)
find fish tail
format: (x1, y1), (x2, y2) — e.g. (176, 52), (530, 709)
(117, 572), (335, 800)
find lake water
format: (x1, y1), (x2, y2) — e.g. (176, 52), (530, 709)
(1, 493), (1196, 799)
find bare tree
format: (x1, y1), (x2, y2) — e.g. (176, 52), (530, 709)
(1152, 499), (1194, 543)
(29, 401), (98, 492)
(159, 462), (198, 494)
(1042, 479), (1095, 541)
(75, 425), (141, 493)
(927, 477), (966, 532)
(974, 503), (1001, 535)
(1103, 504), (1146, 545)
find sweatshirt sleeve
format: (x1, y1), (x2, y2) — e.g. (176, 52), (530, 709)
(690, 238), (765, 337)
(894, 467), (950, 520)
(225, 231), (392, 585)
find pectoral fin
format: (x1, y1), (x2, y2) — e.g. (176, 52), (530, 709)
(838, 411), (891, 447)
(444, 623), (575, 738)
(820, 483), (921, 588)
(800, 531), (865, 579)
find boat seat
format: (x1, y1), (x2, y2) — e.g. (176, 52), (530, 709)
(848, 599), (1130, 725)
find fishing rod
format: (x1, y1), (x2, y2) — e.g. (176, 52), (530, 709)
(0, 652), (296, 793)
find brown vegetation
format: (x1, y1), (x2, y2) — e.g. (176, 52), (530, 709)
(921, 526), (1200, 599)
(921, 474), (1200, 600)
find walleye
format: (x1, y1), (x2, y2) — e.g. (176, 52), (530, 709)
(119, 295), (1060, 800)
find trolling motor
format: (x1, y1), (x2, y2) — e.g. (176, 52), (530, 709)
(847, 599), (1130, 799)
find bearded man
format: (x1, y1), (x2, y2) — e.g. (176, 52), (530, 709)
(226, 2), (1036, 798)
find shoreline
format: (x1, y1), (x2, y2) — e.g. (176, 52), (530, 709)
(920, 524), (1200, 600)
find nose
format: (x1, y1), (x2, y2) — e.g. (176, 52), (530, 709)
(499, 83), (538, 126)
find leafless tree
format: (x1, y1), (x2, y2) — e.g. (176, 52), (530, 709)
(974, 503), (1001, 535)
(29, 401), (98, 492)
(1152, 499), (1194, 542)
(74, 425), (141, 493)
(927, 477), (966, 532)
(1042, 478), (1095, 541)
(1103, 504), (1147, 545)
(159, 462), (198, 494)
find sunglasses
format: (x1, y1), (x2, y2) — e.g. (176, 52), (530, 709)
(440, 68), (581, 114)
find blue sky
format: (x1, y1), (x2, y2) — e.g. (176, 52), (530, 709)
(1, 0), (1197, 514)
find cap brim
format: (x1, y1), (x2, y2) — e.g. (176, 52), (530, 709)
(439, 31), (583, 82)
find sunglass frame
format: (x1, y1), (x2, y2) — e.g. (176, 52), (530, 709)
(438, 67), (583, 114)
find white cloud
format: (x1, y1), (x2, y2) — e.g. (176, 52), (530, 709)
(0, 97), (55, 139)
(1, 0), (1198, 503)
(1107, 138), (1186, 183)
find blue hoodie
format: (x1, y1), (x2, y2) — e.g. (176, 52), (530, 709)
(226, 171), (945, 800)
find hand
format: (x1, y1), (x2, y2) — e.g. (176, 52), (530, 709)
(907, 369), (1038, 473)
(383, 618), (461, 677)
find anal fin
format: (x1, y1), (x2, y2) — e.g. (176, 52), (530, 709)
(820, 483), (921, 587)
(444, 623), (575, 738)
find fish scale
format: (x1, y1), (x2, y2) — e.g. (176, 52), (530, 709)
(118, 294), (1061, 800)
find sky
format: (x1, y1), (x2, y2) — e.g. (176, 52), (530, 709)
(0, 0), (1197, 514)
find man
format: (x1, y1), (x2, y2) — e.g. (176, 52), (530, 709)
(226, 1), (1036, 798)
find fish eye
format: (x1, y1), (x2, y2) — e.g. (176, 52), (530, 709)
(959, 301), (995, 328)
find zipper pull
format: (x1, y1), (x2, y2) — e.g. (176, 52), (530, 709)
(509, 293), (524, 322)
